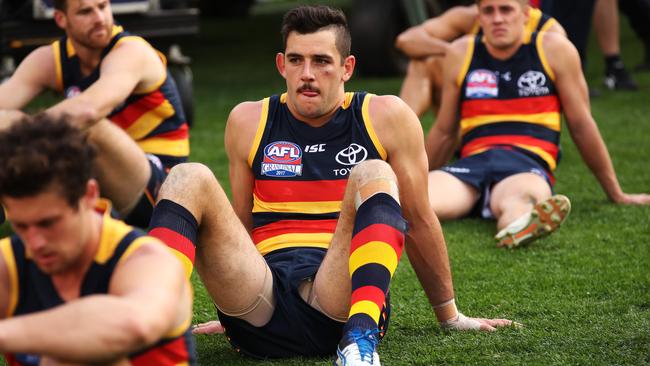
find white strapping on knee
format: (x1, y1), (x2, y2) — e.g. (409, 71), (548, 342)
(354, 178), (400, 210)
(216, 265), (275, 327)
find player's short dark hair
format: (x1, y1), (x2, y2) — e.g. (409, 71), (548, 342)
(54, 0), (67, 11)
(280, 5), (351, 64)
(0, 114), (96, 207)
(476, 0), (528, 5)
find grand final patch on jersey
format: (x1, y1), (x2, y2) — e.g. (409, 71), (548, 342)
(466, 69), (498, 98)
(261, 141), (303, 177)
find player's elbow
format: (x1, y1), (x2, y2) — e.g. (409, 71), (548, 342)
(114, 313), (167, 349)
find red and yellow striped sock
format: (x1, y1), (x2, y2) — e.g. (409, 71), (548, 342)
(344, 192), (406, 333)
(148, 199), (198, 278)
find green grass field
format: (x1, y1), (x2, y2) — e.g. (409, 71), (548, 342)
(3, 0), (650, 365)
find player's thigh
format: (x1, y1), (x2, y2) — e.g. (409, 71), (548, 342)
(428, 170), (479, 220)
(163, 163), (269, 310)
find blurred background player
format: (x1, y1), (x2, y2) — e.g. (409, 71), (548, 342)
(395, 1), (565, 118)
(0, 0), (189, 228)
(425, 0), (650, 248)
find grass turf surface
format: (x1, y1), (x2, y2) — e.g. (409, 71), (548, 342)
(3, 0), (650, 365)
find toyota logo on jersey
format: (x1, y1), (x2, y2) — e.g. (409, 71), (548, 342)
(261, 141), (303, 177)
(335, 143), (368, 166)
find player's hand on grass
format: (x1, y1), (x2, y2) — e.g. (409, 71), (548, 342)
(192, 320), (225, 335)
(613, 193), (650, 205)
(440, 313), (521, 332)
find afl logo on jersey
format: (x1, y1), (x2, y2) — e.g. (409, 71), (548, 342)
(64, 86), (82, 99)
(466, 69), (498, 98)
(261, 141), (303, 177)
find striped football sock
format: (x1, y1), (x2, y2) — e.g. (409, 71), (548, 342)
(344, 193), (406, 333)
(148, 199), (198, 278)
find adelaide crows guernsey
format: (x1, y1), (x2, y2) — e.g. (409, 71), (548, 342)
(249, 92), (386, 256)
(1, 200), (196, 366)
(456, 32), (561, 175)
(51, 26), (189, 169)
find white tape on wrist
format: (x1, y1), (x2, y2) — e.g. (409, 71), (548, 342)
(439, 312), (482, 331)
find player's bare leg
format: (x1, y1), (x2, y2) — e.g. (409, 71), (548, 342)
(428, 170), (479, 220)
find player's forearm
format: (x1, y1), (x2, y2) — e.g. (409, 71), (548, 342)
(45, 95), (103, 130)
(395, 30), (449, 59)
(0, 295), (160, 362)
(405, 221), (455, 308)
(425, 130), (457, 170)
(0, 110), (27, 131)
(571, 122), (625, 201)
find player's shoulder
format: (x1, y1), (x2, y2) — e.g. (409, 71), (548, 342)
(228, 99), (265, 124)
(109, 36), (161, 62)
(539, 30), (572, 50)
(447, 34), (474, 59)
(23, 44), (56, 65)
(366, 94), (417, 129)
(226, 99), (266, 146)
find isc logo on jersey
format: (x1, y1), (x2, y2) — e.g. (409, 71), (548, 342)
(466, 69), (498, 98)
(262, 141), (303, 177)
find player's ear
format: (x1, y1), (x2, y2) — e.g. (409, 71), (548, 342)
(342, 55), (355, 82)
(53, 10), (67, 30)
(276, 53), (286, 78)
(81, 179), (99, 210)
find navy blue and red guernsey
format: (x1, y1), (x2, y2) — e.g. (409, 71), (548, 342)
(248, 92), (386, 256)
(456, 32), (561, 181)
(0, 200), (196, 366)
(470, 7), (558, 39)
(51, 26), (189, 169)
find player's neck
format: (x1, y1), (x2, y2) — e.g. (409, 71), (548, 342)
(70, 39), (104, 77)
(286, 92), (347, 128)
(484, 38), (523, 61)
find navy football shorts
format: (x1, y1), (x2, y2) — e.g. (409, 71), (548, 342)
(217, 247), (390, 359)
(440, 148), (553, 218)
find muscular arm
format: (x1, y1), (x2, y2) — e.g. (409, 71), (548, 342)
(424, 37), (468, 169)
(0, 46), (56, 110)
(46, 40), (165, 128)
(545, 32), (650, 204)
(0, 241), (190, 363)
(225, 101), (263, 231)
(395, 5), (478, 59)
(370, 95), (455, 309)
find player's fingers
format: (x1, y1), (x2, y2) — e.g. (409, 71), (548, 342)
(484, 318), (518, 328)
(478, 321), (497, 332)
(192, 320), (225, 335)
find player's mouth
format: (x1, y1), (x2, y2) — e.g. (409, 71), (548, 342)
(298, 85), (320, 97)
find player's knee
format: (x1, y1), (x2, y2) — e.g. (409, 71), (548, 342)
(350, 160), (399, 206)
(165, 162), (219, 195)
(350, 160), (395, 184)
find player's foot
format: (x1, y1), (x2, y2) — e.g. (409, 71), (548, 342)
(604, 67), (638, 90)
(335, 328), (381, 366)
(495, 194), (571, 248)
